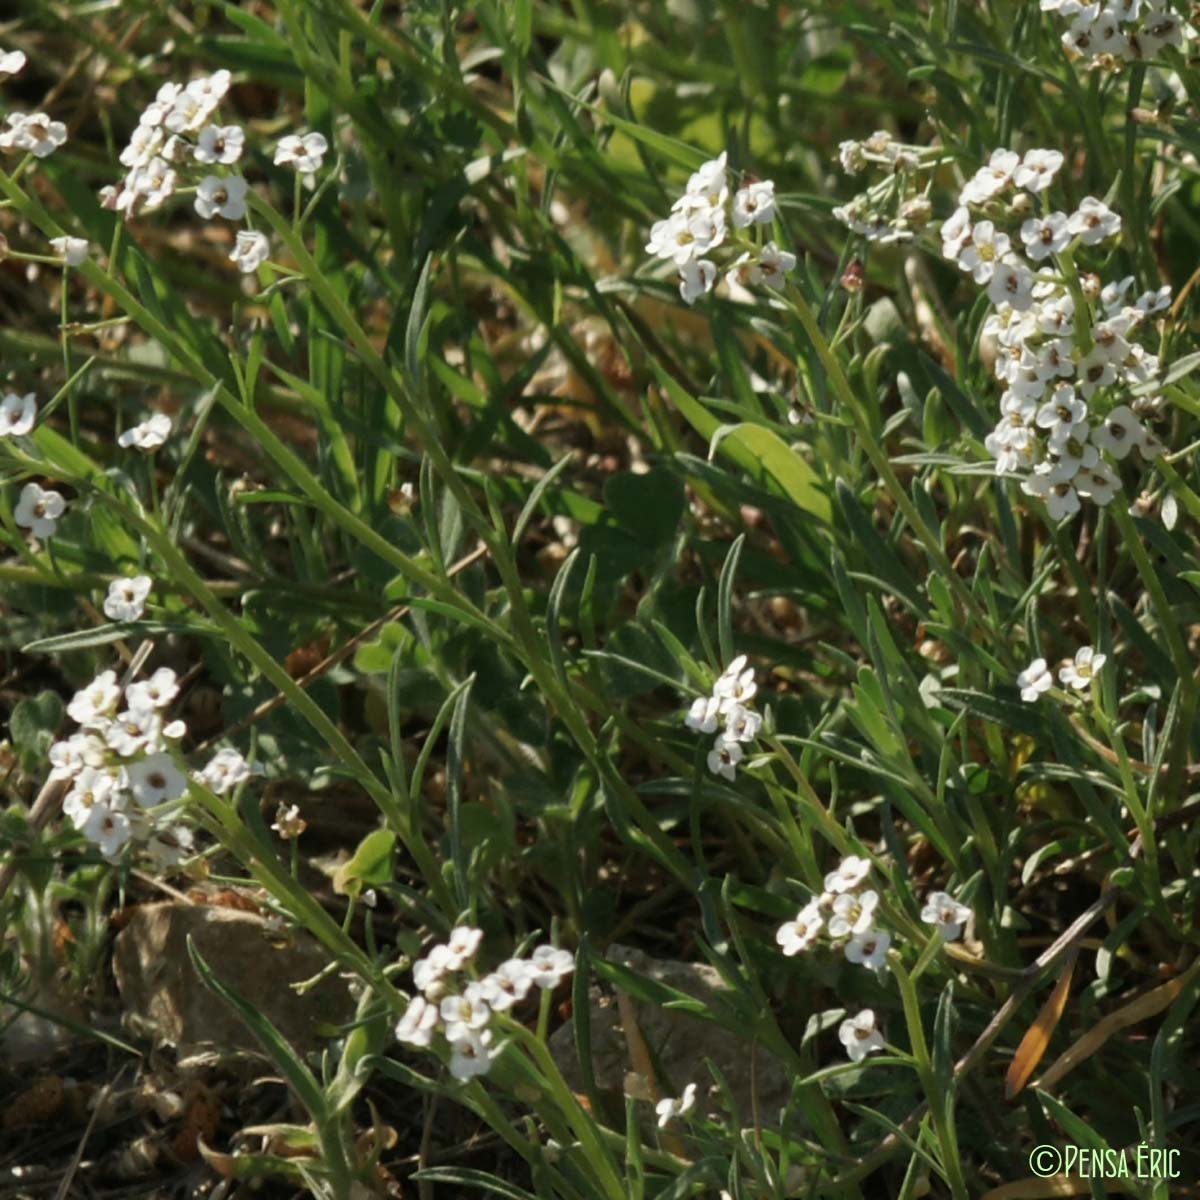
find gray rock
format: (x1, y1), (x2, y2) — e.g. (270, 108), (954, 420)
(112, 902), (353, 1065)
(550, 944), (793, 1126)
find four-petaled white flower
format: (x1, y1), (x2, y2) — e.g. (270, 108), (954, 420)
(122, 752), (188, 806)
(448, 1028), (493, 1081)
(0, 112), (68, 157)
(0, 392), (36, 437)
(920, 891), (973, 940)
(828, 889), (880, 939)
(838, 1008), (885, 1062)
(198, 747), (260, 795)
(1059, 645), (1106, 690)
(14, 482), (66, 539)
(274, 131), (329, 181)
(0, 49), (26, 78)
(707, 734), (743, 781)
(230, 230), (270, 273)
(529, 944), (574, 988)
(1016, 657), (1053, 702)
(118, 412), (172, 451)
(845, 927), (892, 971)
(444, 926), (484, 970)
(824, 855), (871, 894)
(776, 901), (823, 956)
(193, 123), (245, 165)
(103, 575), (152, 622)
(194, 174), (249, 220)
(478, 959), (536, 1011)
(395, 995), (439, 1047)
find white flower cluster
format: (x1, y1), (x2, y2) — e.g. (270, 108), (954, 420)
(47, 668), (192, 862)
(833, 130), (937, 244)
(684, 654), (763, 782)
(775, 855), (892, 969)
(942, 148), (1167, 520)
(645, 151), (795, 305)
(1041, 0), (1191, 65)
(776, 857), (972, 1061)
(1017, 644), (1106, 700)
(395, 928), (573, 1082)
(47, 666), (259, 862)
(103, 70), (240, 217)
(99, 71), (326, 274)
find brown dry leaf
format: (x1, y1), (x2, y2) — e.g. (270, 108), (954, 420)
(1005, 950), (1077, 1099)
(1033, 958), (1200, 1092)
(171, 1080), (221, 1162)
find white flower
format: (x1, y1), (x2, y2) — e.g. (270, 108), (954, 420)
(1013, 148), (1064, 192)
(655, 1082), (698, 1127)
(478, 959), (536, 1012)
(1016, 657), (1053, 702)
(749, 241), (795, 289)
(229, 230), (270, 273)
(49, 237), (90, 267)
(675, 152), (729, 212)
(448, 1028), (493, 1080)
(0, 112), (68, 157)
(0, 49), (26, 77)
(714, 656), (756, 709)
(845, 927), (892, 971)
(0, 392), (36, 437)
(413, 944), (453, 996)
(48, 733), (106, 781)
(440, 983), (491, 1040)
(1059, 645), (1106, 690)
(1135, 285), (1171, 316)
(824, 855), (871, 894)
(118, 412), (172, 451)
(828, 889), (879, 938)
(529, 943), (574, 988)
(920, 891), (973, 940)
(1074, 461), (1120, 506)
(104, 707), (165, 757)
(1021, 461), (1081, 522)
(940, 206), (972, 258)
(63, 766), (119, 829)
(198, 747), (259, 795)
(960, 149), (1020, 205)
(1091, 405), (1145, 460)
(103, 575), (152, 622)
(67, 671), (121, 727)
(395, 995), (439, 1047)
(122, 753), (188, 806)
(125, 667), (180, 711)
(1035, 384), (1087, 439)
(838, 1008), (885, 1062)
(194, 174), (249, 220)
(987, 260), (1035, 310)
(1068, 197), (1121, 245)
(193, 123), (245, 165)
(723, 704), (762, 743)
(954, 219), (1010, 284)
(732, 180), (777, 228)
(274, 131), (329, 175)
(776, 901), (823, 956)
(14, 482), (66, 539)
(679, 257), (717, 305)
(444, 926), (484, 970)
(1020, 213), (1071, 262)
(706, 734), (743, 781)
(686, 695), (722, 734)
(82, 804), (132, 859)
